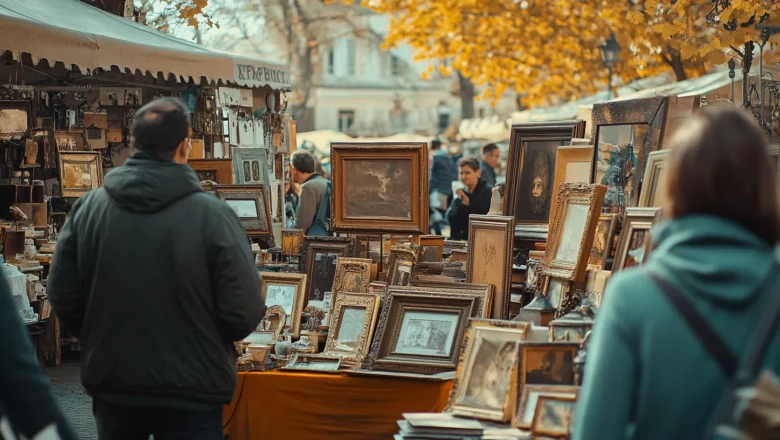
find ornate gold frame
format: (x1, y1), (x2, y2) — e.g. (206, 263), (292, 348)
(638, 149), (669, 208)
(214, 184), (273, 238)
(549, 145), (595, 225)
(531, 395), (578, 437)
(587, 213), (618, 270)
(260, 273), (307, 338)
(324, 293), (382, 365)
(613, 207), (662, 272)
(466, 215), (515, 320)
(58, 151), (103, 198)
(258, 305), (287, 339)
(513, 384), (580, 429)
(330, 257), (372, 315)
(542, 276), (573, 319)
(543, 183), (607, 282)
(406, 282), (494, 319)
(386, 243), (419, 286)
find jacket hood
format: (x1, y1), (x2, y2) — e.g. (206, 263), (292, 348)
(103, 151), (203, 213)
(648, 215), (778, 307)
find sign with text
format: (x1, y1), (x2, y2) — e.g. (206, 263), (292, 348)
(233, 60), (291, 90)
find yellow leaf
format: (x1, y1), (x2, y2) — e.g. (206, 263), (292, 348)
(697, 44), (713, 58)
(626, 10), (643, 24)
(662, 22), (680, 39)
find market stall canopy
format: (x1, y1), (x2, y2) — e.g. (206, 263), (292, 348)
(0, 0), (291, 90)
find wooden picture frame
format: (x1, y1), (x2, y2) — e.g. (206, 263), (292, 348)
(0, 102), (32, 135)
(590, 96), (669, 212)
(329, 257), (372, 316)
(613, 207), (662, 272)
(467, 215), (515, 320)
(549, 145), (595, 224)
(58, 151), (103, 198)
(531, 395), (578, 437)
(513, 384), (579, 429)
(386, 244), (418, 286)
(543, 183), (607, 282)
(418, 234), (445, 262)
(300, 237), (356, 310)
(232, 146), (271, 187)
(519, 342), (579, 389)
(324, 293), (382, 364)
(638, 149), (669, 208)
(260, 273), (307, 338)
(587, 213), (618, 270)
(330, 142), (428, 233)
(448, 319), (529, 422)
(542, 276), (572, 318)
(503, 121), (587, 228)
(189, 159), (233, 184)
(54, 130), (87, 152)
(282, 353), (343, 373)
(407, 282), (494, 319)
(365, 290), (481, 374)
(214, 184), (273, 237)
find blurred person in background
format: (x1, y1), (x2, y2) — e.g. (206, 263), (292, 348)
(574, 107), (780, 440)
(429, 138), (459, 235)
(284, 182), (299, 228)
(480, 143), (501, 188)
(446, 157), (493, 240)
(291, 150), (331, 236)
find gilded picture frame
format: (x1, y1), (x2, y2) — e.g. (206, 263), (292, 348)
(329, 257), (372, 316)
(330, 142), (429, 234)
(58, 151), (103, 198)
(260, 273), (307, 338)
(513, 384), (580, 429)
(386, 243), (418, 286)
(518, 342), (579, 390)
(300, 236), (356, 309)
(543, 183), (607, 283)
(324, 293), (382, 365)
(531, 395), (578, 437)
(189, 159), (233, 184)
(587, 213), (618, 270)
(448, 319), (529, 422)
(406, 282), (494, 319)
(638, 149), (669, 208)
(549, 145), (595, 225)
(613, 207), (662, 272)
(214, 184), (273, 237)
(542, 276), (572, 318)
(467, 215), (515, 320)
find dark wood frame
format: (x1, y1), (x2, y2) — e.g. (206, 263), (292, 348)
(613, 207), (662, 273)
(300, 237), (356, 307)
(214, 184), (273, 237)
(189, 159), (233, 184)
(518, 342), (580, 389)
(503, 121), (587, 229)
(399, 283), (494, 319)
(58, 151), (103, 198)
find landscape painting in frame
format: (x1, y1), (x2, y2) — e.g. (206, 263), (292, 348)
(58, 151), (103, 198)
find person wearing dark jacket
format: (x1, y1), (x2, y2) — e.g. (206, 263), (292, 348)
(0, 271), (78, 440)
(48, 98), (265, 439)
(480, 143), (500, 188)
(447, 157), (493, 240)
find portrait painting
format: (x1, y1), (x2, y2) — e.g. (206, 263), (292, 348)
(588, 214), (617, 268)
(514, 141), (559, 223)
(514, 385), (579, 429)
(225, 199), (259, 219)
(260, 273), (306, 337)
(394, 311), (459, 357)
(521, 344), (578, 388)
(324, 294), (381, 361)
(531, 395), (578, 437)
(344, 158), (412, 219)
(467, 216), (514, 320)
(58, 151), (103, 198)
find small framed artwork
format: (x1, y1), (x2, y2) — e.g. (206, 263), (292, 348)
(542, 276), (572, 317)
(244, 330), (277, 346)
(282, 353), (343, 373)
(330, 257), (372, 316)
(519, 342), (579, 389)
(232, 147), (271, 187)
(55, 130), (87, 152)
(260, 273), (307, 338)
(0, 104), (31, 135)
(531, 395), (578, 438)
(189, 159), (233, 184)
(365, 290), (479, 374)
(587, 213), (618, 270)
(543, 183), (607, 282)
(214, 185), (273, 237)
(300, 237), (356, 311)
(613, 207), (662, 272)
(419, 235), (445, 262)
(324, 293), (382, 364)
(58, 151), (104, 198)
(638, 149), (669, 208)
(330, 142), (429, 233)
(386, 244), (418, 286)
(258, 305), (287, 338)
(405, 283), (494, 319)
(549, 145), (594, 224)
(467, 215), (515, 320)
(513, 384), (579, 429)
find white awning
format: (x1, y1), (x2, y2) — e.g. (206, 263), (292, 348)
(0, 0), (291, 90)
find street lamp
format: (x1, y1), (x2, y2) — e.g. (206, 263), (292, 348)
(601, 34), (621, 101)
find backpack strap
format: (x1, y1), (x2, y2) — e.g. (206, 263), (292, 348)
(309, 179), (331, 235)
(735, 266), (780, 378)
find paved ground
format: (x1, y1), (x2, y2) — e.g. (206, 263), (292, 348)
(45, 359), (97, 439)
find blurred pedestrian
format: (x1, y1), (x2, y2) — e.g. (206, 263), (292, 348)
(285, 182), (299, 228)
(429, 139), (458, 234)
(48, 98), (265, 440)
(291, 150), (330, 236)
(480, 143), (501, 188)
(574, 107), (780, 440)
(446, 157), (493, 240)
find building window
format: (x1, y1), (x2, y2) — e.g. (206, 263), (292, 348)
(327, 48), (334, 75)
(391, 55), (401, 76)
(338, 110), (355, 133)
(346, 39), (357, 76)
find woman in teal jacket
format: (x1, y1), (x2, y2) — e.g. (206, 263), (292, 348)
(574, 107), (779, 439)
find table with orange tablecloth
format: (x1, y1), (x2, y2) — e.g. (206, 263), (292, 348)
(222, 370), (453, 440)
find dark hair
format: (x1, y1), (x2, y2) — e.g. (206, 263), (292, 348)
(663, 107), (779, 244)
(291, 150), (316, 174)
(458, 156), (480, 172)
(482, 143), (499, 155)
(131, 97), (190, 157)
(430, 139), (442, 151)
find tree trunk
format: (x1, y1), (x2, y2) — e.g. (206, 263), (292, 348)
(80, 0), (128, 16)
(668, 53), (688, 81)
(458, 71), (475, 119)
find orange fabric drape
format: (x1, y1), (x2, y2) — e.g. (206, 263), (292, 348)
(223, 371), (453, 440)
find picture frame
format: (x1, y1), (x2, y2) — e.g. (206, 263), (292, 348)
(542, 276), (572, 317)
(57, 151), (103, 198)
(324, 293), (382, 364)
(406, 282), (494, 319)
(549, 145), (595, 225)
(418, 234), (445, 262)
(281, 353), (343, 373)
(232, 147), (271, 188)
(300, 237), (356, 310)
(329, 257), (372, 316)
(244, 330), (277, 346)
(364, 290), (480, 374)
(503, 121), (587, 228)
(531, 395), (578, 437)
(543, 183), (607, 282)
(386, 244), (418, 286)
(258, 305), (287, 338)
(587, 213), (618, 270)
(513, 384), (579, 429)
(0, 103), (32, 135)
(189, 159), (233, 184)
(467, 215), (515, 320)
(330, 142), (429, 233)
(613, 207), (662, 272)
(448, 319), (529, 422)
(260, 273), (307, 338)
(519, 342), (579, 389)
(214, 184), (273, 237)
(54, 130), (87, 152)
(638, 149), (669, 208)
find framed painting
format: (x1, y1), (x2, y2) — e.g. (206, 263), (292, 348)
(244, 330), (277, 346)
(542, 276), (572, 317)
(638, 149), (669, 208)
(214, 185), (273, 237)
(300, 237), (356, 311)
(543, 183), (607, 282)
(324, 293), (382, 364)
(531, 395), (578, 438)
(282, 353), (343, 373)
(419, 235), (445, 262)
(448, 319), (529, 422)
(587, 213), (618, 270)
(55, 130), (87, 152)
(591, 96), (669, 213)
(58, 151), (103, 198)
(0, 103), (32, 135)
(189, 159), (233, 184)
(503, 121), (587, 228)
(513, 384), (579, 429)
(613, 207), (662, 272)
(365, 290), (479, 374)
(329, 257), (372, 317)
(519, 342), (579, 389)
(232, 147), (271, 187)
(407, 282), (494, 319)
(549, 145), (595, 224)
(330, 142), (428, 233)
(260, 273), (307, 338)
(467, 215), (515, 320)
(386, 244), (418, 286)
